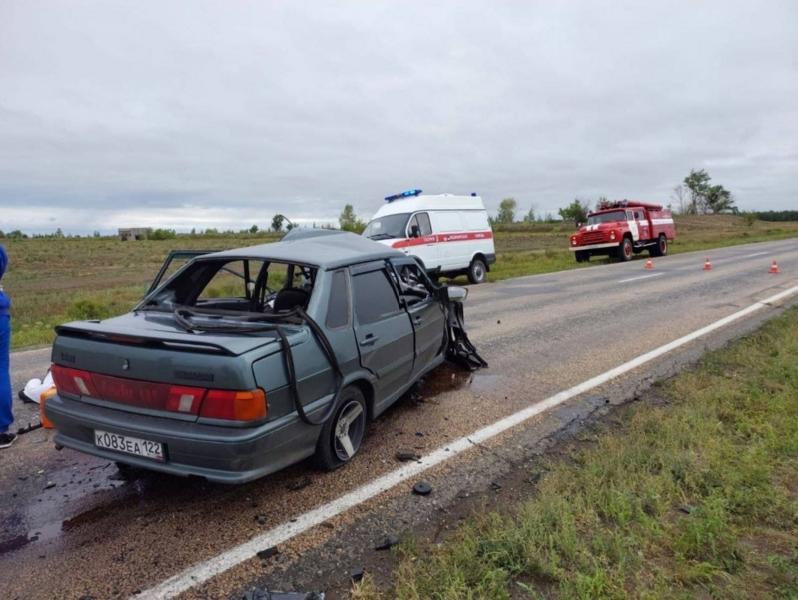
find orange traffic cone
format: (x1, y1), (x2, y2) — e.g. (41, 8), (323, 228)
(703, 257), (713, 271)
(40, 387), (57, 430)
(768, 260), (781, 274)
(644, 259), (654, 269)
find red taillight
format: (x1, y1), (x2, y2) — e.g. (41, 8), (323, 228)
(51, 364), (266, 421)
(51, 364), (205, 415)
(200, 389), (268, 422)
(52, 365), (98, 398)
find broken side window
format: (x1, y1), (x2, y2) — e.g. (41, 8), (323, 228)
(353, 269), (401, 325)
(326, 270), (350, 329)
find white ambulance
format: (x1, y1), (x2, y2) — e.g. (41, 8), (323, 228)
(362, 189), (496, 283)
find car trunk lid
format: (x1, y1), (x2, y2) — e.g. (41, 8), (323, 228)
(52, 312), (304, 421)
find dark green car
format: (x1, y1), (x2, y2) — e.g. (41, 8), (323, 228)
(45, 231), (477, 483)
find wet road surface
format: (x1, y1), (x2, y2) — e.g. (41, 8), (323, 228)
(1, 239), (797, 599)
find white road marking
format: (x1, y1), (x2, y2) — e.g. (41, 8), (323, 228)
(137, 282), (798, 599)
(618, 272), (664, 283)
(740, 251), (769, 259)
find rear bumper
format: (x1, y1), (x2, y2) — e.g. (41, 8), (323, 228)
(484, 253), (497, 265)
(45, 393), (319, 484)
(569, 242), (618, 252)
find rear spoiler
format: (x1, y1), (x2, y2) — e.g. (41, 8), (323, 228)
(55, 324), (239, 356)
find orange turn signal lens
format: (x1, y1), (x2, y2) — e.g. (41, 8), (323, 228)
(200, 388), (268, 422)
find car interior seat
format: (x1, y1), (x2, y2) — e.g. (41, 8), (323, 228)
(273, 287), (310, 312)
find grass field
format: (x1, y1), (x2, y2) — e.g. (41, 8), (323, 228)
(354, 306), (798, 599)
(3, 215), (798, 349)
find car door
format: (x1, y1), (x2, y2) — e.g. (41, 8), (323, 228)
(634, 209), (650, 241)
(390, 258), (446, 377)
(626, 209), (640, 242)
(351, 262), (415, 406)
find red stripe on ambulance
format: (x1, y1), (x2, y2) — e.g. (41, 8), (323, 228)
(391, 230), (493, 249)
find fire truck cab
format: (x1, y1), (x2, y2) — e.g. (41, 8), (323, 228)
(568, 200), (676, 263)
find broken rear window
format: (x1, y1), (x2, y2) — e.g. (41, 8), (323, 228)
(140, 258), (317, 316)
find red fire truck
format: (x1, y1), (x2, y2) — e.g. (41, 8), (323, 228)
(568, 200), (676, 263)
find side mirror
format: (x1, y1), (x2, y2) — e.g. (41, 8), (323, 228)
(576, 222), (583, 228)
(445, 285), (468, 303)
(410, 224), (420, 238)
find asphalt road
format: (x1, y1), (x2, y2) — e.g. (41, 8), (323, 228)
(1, 238), (797, 599)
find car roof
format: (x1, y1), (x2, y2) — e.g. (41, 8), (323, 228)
(202, 230), (403, 269)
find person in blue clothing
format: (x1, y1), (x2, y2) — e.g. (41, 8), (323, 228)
(0, 245), (14, 448)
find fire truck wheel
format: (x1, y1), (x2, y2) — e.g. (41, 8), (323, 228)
(575, 251), (589, 263)
(467, 257), (488, 284)
(617, 238), (633, 261)
(650, 234), (668, 257)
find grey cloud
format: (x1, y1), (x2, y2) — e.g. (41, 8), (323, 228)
(0, 0), (796, 233)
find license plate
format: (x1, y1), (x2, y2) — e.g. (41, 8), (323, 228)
(94, 429), (165, 462)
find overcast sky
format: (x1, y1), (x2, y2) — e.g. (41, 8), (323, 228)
(1, 1), (796, 234)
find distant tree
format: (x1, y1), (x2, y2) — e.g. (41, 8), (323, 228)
(339, 204), (366, 233)
(671, 184), (689, 214)
(8, 230), (26, 239)
(93, 230), (101, 238)
(496, 198), (517, 224)
(286, 222), (296, 231)
(683, 169), (734, 214)
(684, 169), (711, 214)
(54, 227), (64, 238)
(0, 230), (5, 238)
(755, 210), (798, 222)
(705, 184), (735, 213)
(249, 224), (259, 234)
(271, 214), (285, 232)
(149, 228), (177, 240)
(522, 206), (536, 223)
(558, 199), (590, 227)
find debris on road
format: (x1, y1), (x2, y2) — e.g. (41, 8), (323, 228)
(374, 534), (400, 551)
(44, 481), (55, 490)
(286, 476), (312, 492)
(255, 514), (268, 525)
(256, 546), (279, 563)
(349, 566), (365, 583)
(395, 449), (421, 462)
(242, 589), (324, 600)
(412, 481), (432, 496)
(16, 421), (42, 435)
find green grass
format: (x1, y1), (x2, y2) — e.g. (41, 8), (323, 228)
(3, 215), (798, 349)
(355, 307), (798, 599)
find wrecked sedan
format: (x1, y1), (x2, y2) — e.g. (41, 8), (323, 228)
(45, 231), (484, 483)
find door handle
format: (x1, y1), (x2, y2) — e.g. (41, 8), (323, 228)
(359, 334), (379, 346)
(413, 315), (424, 324)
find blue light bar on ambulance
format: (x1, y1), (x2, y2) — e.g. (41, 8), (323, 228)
(384, 189), (422, 202)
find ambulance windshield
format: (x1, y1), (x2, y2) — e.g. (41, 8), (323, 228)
(363, 213), (410, 240)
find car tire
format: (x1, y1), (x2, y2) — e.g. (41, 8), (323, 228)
(617, 238), (633, 262)
(649, 234), (668, 257)
(314, 386), (368, 471)
(467, 257), (488, 284)
(575, 251), (589, 263)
